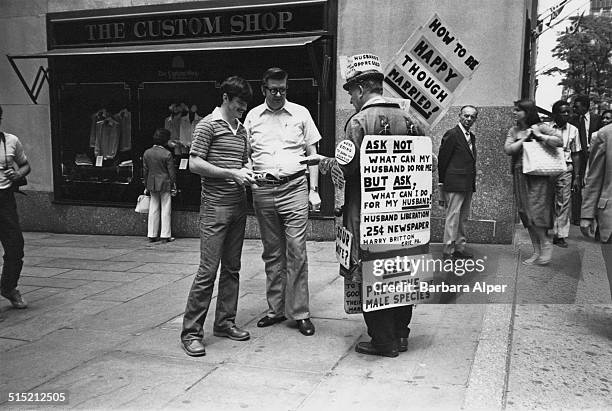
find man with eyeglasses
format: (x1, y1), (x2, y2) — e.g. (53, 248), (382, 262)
(438, 105), (479, 260)
(244, 67), (321, 336)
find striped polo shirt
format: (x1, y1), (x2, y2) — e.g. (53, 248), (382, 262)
(190, 107), (248, 205)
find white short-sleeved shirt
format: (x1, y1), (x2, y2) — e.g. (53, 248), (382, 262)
(244, 101), (322, 177)
(0, 132), (27, 190)
(549, 122), (581, 163)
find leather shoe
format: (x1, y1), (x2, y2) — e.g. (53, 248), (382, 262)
(182, 339), (206, 357)
(147, 237), (159, 243)
(1, 289), (27, 309)
(555, 238), (568, 248)
(296, 319), (315, 336)
(257, 315), (287, 328)
(355, 342), (398, 358)
(213, 325), (250, 341)
(160, 237), (175, 243)
(452, 250), (473, 259)
(398, 337), (409, 352)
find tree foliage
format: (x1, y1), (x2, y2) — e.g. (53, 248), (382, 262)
(543, 14), (612, 107)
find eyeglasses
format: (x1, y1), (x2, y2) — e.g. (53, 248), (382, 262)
(264, 87), (287, 95)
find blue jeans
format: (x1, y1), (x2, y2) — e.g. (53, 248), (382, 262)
(0, 188), (24, 293)
(181, 200), (247, 342)
(252, 176), (310, 320)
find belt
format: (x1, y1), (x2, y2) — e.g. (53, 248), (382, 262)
(255, 170), (305, 186)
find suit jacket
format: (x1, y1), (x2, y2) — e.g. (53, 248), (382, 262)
(143, 145), (176, 192)
(569, 113), (602, 150)
(581, 124), (612, 242)
(438, 125), (477, 192)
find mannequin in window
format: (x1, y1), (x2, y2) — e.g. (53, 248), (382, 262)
(165, 103), (184, 155)
(179, 104), (202, 154)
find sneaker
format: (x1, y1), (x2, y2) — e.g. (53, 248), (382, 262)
(1, 289), (28, 309)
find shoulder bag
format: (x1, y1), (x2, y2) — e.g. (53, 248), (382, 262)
(522, 140), (567, 176)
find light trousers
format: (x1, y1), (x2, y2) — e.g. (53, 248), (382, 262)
(443, 191), (473, 255)
(553, 166), (573, 238)
(148, 191), (172, 238)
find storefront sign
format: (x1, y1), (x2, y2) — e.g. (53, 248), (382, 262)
(383, 14), (481, 127)
(49, 3), (326, 48)
(360, 135), (432, 213)
(362, 255), (435, 312)
(335, 225), (353, 269)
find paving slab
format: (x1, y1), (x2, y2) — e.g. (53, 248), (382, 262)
(228, 318), (363, 374)
(108, 250), (200, 264)
(53, 269), (149, 282)
(0, 299), (121, 341)
(0, 328), (130, 396)
(19, 266), (72, 278)
(29, 351), (216, 410)
(505, 304), (612, 410)
(299, 374), (466, 411)
(38, 258), (145, 272)
(19, 276), (90, 289)
(0, 337), (27, 352)
(88, 273), (186, 302)
(27, 246), (133, 260)
(163, 363), (324, 411)
(0, 281), (123, 328)
(127, 262), (198, 276)
(71, 276), (195, 333)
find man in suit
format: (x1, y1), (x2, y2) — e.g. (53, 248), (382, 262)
(438, 105), (478, 259)
(580, 123), (612, 298)
(570, 95), (602, 224)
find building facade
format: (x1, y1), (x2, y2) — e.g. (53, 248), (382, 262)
(0, 0), (536, 243)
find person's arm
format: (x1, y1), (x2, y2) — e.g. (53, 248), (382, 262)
(189, 155), (254, 185)
(532, 123), (563, 147)
(4, 137), (30, 183)
(305, 143), (321, 211)
(437, 129), (456, 186)
(504, 128), (527, 155)
(166, 152), (176, 189)
(142, 153), (149, 194)
(571, 151), (582, 192)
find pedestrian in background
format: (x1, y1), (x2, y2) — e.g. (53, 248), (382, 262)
(548, 100), (582, 248)
(244, 67), (321, 337)
(438, 105), (478, 260)
(581, 121), (612, 298)
(504, 99), (562, 265)
(0, 105), (31, 309)
(143, 128), (176, 243)
(181, 76), (254, 357)
(569, 95), (602, 224)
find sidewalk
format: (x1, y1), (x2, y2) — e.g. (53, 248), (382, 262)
(0, 227), (610, 410)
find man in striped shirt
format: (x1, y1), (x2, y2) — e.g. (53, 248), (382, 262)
(181, 76), (255, 357)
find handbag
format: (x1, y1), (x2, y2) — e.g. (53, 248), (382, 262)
(522, 141), (567, 176)
(135, 194), (150, 213)
(1, 132), (28, 191)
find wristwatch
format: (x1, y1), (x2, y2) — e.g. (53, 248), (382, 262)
(310, 186), (318, 192)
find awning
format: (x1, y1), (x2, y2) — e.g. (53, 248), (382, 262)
(7, 35), (322, 104)
(9, 35), (321, 58)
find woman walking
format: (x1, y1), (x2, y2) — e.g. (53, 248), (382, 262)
(504, 99), (562, 265)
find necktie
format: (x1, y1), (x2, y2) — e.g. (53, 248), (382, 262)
(578, 115), (587, 152)
(466, 132), (472, 151)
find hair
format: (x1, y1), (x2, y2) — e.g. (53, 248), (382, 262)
(152, 128), (171, 145)
(460, 105), (478, 115)
(573, 94), (590, 109)
(514, 98), (541, 126)
(220, 76), (253, 104)
(551, 99), (570, 114)
(261, 67), (288, 85)
(601, 109), (612, 118)
(357, 77), (383, 95)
